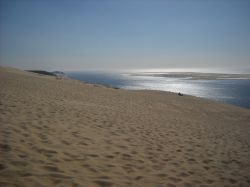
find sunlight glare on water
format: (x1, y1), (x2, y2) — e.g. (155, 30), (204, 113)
(67, 71), (250, 109)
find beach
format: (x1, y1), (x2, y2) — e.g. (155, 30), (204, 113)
(0, 67), (250, 187)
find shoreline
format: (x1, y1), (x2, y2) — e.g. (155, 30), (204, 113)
(129, 72), (250, 80)
(66, 71), (250, 109)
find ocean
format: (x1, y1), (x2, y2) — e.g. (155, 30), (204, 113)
(66, 71), (250, 109)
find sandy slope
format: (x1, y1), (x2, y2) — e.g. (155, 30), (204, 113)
(0, 67), (250, 187)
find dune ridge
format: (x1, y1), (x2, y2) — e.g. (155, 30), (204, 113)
(0, 67), (250, 187)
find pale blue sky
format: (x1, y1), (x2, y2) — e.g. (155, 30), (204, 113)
(0, 0), (250, 71)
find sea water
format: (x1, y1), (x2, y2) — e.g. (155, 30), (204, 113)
(66, 71), (250, 109)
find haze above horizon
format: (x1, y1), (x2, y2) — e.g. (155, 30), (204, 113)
(0, 0), (250, 72)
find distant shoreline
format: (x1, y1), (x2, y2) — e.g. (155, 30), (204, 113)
(129, 72), (250, 80)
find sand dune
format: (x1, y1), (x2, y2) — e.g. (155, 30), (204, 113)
(0, 67), (250, 187)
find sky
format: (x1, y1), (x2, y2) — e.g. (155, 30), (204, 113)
(0, 0), (250, 72)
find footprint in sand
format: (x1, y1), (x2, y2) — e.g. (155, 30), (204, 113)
(0, 164), (6, 171)
(43, 165), (63, 172)
(0, 143), (12, 151)
(168, 176), (182, 183)
(94, 180), (114, 187)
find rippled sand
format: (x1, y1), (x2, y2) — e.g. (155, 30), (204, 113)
(1, 67), (250, 187)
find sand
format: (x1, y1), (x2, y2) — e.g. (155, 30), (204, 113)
(0, 67), (250, 187)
